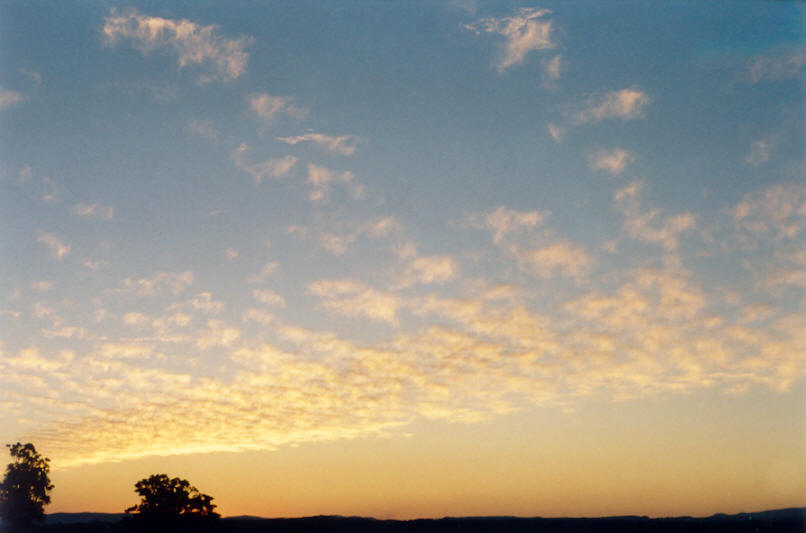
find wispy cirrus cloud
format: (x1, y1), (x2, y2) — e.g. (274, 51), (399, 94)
(465, 7), (555, 72)
(102, 9), (251, 82)
(574, 89), (650, 124)
(588, 148), (635, 175)
(277, 133), (359, 156)
(231, 143), (298, 184)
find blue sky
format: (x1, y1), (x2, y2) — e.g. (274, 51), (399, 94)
(0, 1), (804, 517)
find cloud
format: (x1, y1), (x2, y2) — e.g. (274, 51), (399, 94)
(400, 255), (459, 286)
(517, 240), (593, 279)
(248, 261), (279, 283)
(574, 89), (650, 124)
(37, 232), (71, 260)
(309, 216), (400, 255)
(542, 54), (561, 83)
(318, 233), (356, 255)
(465, 7), (554, 72)
(277, 133), (358, 156)
(31, 281), (53, 293)
(242, 308), (275, 325)
(614, 181), (696, 251)
(196, 319), (240, 349)
(252, 289), (286, 307)
(186, 119), (219, 144)
(224, 248), (239, 260)
(732, 183), (806, 239)
(306, 164), (362, 203)
(231, 143), (298, 184)
(102, 9), (251, 82)
(744, 45), (806, 84)
(73, 202), (115, 219)
(745, 138), (775, 167)
(0, 88), (22, 110)
(117, 271), (194, 296)
(248, 93), (307, 121)
(482, 206), (550, 244)
(546, 122), (562, 143)
(588, 148), (635, 175)
(19, 68), (42, 86)
(308, 280), (401, 324)
(169, 292), (225, 314)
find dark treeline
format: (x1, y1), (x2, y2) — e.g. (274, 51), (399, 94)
(31, 508), (806, 533)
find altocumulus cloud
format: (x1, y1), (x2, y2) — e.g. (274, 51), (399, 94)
(466, 7), (555, 72)
(103, 9), (251, 82)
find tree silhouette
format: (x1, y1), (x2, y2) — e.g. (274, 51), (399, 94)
(0, 442), (54, 532)
(125, 474), (219, 519)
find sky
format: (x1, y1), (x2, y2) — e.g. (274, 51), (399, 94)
(0, 0), (804, 520)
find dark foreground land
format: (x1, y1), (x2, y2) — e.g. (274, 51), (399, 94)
(19, 508), (804, 533)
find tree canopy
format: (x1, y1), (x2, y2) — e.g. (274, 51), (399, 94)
(125, 474), (219, 519)
(0, 442), (54, 532)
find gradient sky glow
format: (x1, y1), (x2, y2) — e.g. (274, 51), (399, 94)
(1, 1), (804, 519)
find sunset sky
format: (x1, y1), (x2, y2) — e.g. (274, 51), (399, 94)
(1, 1), (804, 519)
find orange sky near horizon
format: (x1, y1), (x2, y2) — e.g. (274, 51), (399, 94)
(47, 386), (805, 519)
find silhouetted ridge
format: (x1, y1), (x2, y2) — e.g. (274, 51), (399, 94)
(31, 508), (804, 533)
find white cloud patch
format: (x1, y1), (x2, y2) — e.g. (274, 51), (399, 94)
(397, 255), (459, 288)
(0, 88), (22, 110)
(252, 289), (286, 307)
(73, 203), (115, 219)
(588, 148), (635, 175)
(277, 133), (358, 156)
(732, 183), (806, 239)
(615, 181), (696, 251)
(574, 89), (650, 124)
(248, 261), (279, 284)
(308, 280), (401, 324)
(31, 281), (53, 293)
(117, 271), (194, 296)
(745, 45), (806, 84)
(465, 7), (555, 72)
(546, 122), (562, 143)
(186, 119), (219, 144)
(745, 138), (775, 167)
(37, 233), (71, 260)
(542, 54), (561, 83)
(306, 164), (362, 203)
(231, 143), (298, 184)
(248, 93), (307, 121)
(518, 240), (593, 279)
(102, 9), (251, 82)
(482, 206), (550, 244)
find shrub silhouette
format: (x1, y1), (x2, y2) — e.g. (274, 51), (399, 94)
(0, 442), (54, 532)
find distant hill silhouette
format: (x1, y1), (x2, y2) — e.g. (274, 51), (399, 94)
(21, 507), (804, 533)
